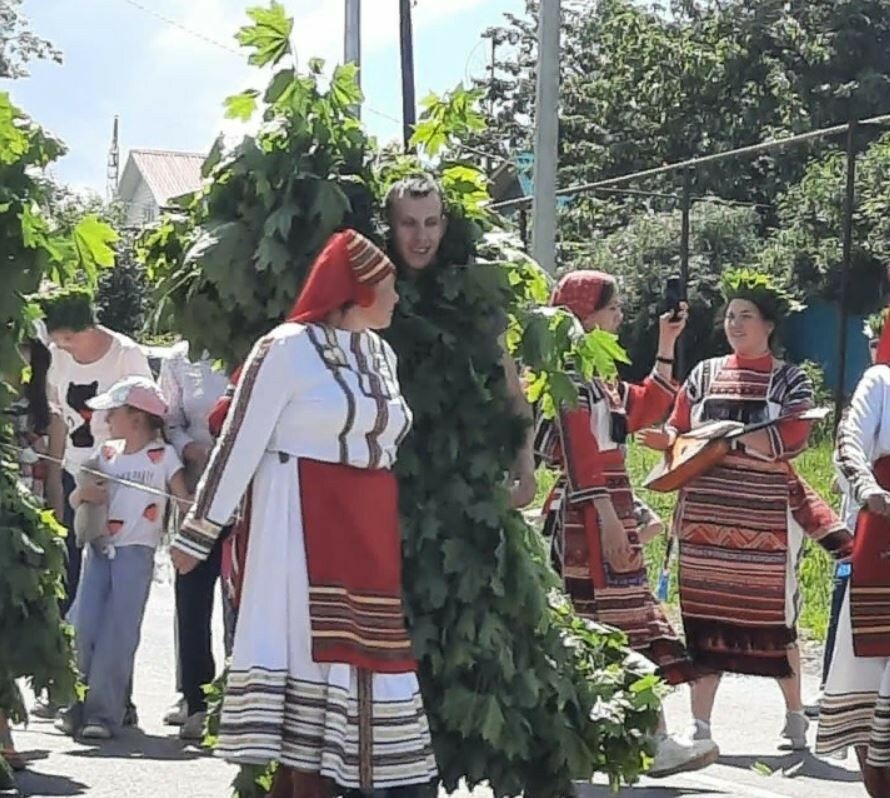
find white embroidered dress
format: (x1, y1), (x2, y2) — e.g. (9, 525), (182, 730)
(817, 364), (890, 765)
(171, 322), (436, 788)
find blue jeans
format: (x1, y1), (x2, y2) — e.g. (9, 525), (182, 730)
(821, 564), (851, 687)
(71, 544), (154, 729)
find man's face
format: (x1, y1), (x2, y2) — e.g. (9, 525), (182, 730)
(390, 193), (446, 272)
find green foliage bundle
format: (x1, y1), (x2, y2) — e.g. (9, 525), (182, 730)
(142, 3), (376, 370)
(139, 5), (663, 796)
(0, 90), (116, 720)
(720, 267), (805, 320)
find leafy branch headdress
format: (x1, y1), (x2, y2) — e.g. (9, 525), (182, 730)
(720, 268), (805, 321)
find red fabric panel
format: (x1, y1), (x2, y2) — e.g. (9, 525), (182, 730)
(298, 459), (415, 673)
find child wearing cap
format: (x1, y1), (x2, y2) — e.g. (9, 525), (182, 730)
(57, 376), (190, 740)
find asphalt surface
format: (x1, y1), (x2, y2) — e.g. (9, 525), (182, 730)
(9, 563), (864, 798)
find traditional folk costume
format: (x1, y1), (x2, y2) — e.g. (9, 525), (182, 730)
(817, 320), (890, 765)
(172, 231), (437, 794)
(537, 271), (695, 686)
(668, 353), (852, 676)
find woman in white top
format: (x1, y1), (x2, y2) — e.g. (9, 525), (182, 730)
(38, 286), (153, 617)
(158, 342), (231, 737)
(816, 314), (890, 797)
(171, 230), (436, 798)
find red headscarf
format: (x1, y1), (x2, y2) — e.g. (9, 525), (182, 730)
(208, 229), (394, 435)
(288, 229), (394, 322)
(549, 270), (616, 320)
(876, 308), (890, 364)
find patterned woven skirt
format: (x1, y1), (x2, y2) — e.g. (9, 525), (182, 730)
(546, 466), (695, 686)
(817, 589), (890, 766)
(676, 453), (803, 678)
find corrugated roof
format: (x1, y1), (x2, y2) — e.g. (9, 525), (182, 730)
(121, 149), (206, 206)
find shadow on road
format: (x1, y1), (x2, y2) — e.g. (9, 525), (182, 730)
(15, 769), (88, 797)
(718, 752), (861, 783)
(575, 783), (722, 797)
(63, 728), (210, 762)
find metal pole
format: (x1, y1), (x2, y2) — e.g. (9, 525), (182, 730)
(834, 121), (857, 428)
(678, 169), (691, 379)
(399, 0), (416, 150)
(344, 0), (361, 119)
(531, 0), (561, 274)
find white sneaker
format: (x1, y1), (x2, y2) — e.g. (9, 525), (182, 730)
(179, 711), (206, 741)
(163, 698), (187, 727)
(779, 711), (809, 751)
(647, 733), (719, 778)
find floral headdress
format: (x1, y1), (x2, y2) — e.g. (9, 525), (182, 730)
(720, 268), (805, 321)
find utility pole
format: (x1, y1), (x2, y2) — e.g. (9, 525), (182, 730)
(106, 115), (120, 204)
(531, 0), (560, 274)
(399, 0), (416, 150)
(344, 0), (361, 119)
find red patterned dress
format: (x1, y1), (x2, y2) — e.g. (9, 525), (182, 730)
(537, 368), (695, 685)
(668, 354), (851, 678)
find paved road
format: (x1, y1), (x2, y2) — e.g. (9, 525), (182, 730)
(10, 565), (864, 797)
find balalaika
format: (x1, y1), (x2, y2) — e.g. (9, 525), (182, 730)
(643, 407), (830, 493)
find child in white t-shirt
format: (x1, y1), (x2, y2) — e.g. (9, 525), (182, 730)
(58, 376), (190, 740)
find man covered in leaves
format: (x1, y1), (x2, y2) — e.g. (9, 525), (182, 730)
(381, 174), (658, 796)
(384, 174), (536, 508)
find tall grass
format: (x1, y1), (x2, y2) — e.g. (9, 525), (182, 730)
(535, 439), (838, 640)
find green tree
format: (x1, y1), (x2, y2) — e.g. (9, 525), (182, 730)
(0, 0), (61, 78)
(0, 90), (116, 775)
(760, 131), (890, 315)
(479, 0), (890, 203)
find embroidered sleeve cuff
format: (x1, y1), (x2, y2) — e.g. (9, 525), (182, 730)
(649, 370), (678, 397)
(857, 482), (885, 509)
(567, 484), (609, 505)
(171, 516), (221, 560)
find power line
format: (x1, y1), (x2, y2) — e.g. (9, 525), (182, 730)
(490, 114), (890, 211)
(117, 0), (241, 55)
(113, 0), (445, 150)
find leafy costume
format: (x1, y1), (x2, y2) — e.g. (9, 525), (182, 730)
(385, 249), (660, 796)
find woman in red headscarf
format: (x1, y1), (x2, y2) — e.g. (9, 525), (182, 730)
(817, 307), (890, 797)
(170, 230), (436, 798)
(536, 270), (718, 778)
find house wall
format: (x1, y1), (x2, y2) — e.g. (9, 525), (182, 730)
(122, 177), (159, 227)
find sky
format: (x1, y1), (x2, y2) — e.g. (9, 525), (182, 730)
(7, 0), (526, 196)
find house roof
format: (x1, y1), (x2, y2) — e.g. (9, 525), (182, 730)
(117, 148), (206, 207)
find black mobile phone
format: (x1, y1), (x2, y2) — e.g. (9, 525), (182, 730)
(665, 276), (683, 320)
